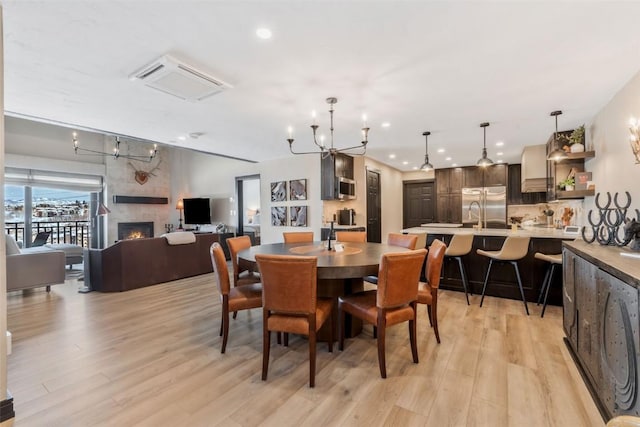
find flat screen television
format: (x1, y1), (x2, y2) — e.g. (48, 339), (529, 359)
(183, 198), (211, 225)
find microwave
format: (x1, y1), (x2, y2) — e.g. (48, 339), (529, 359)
(337, 177), (356, 200)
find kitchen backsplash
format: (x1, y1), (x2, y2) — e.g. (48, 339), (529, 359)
(508, 200), (584, 227)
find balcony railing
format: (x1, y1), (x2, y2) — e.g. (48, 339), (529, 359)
(5, 221), (91, 248)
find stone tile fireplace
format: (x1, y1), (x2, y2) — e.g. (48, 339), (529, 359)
(117, 222), (154, 241)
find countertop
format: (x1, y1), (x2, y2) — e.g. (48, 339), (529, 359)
(564, 240), (640, 288)
(402, 225), (579, 239)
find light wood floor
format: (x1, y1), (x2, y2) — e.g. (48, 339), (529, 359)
(7, 273), (604, 427)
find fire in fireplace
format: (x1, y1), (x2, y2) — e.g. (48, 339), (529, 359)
(117, 222), (154, 241)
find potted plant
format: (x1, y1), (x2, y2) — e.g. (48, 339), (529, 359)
(569, 125), (585, 153)
(559, 177), (575, 191)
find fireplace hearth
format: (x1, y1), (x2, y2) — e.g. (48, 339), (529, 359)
(118, 222), (154, 240)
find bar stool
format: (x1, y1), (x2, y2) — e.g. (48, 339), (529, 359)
(443, 233), (474, 305)
(534, 252), (562, 318)
(478, 236), (531, 315)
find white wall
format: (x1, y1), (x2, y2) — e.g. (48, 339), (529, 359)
(170, 149), (323, 244)
(1, 4), (8, 406)
(587, 69), (640, 221)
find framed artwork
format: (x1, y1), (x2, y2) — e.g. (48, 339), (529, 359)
(289, 179), (307, 200)
(290, 206), (307, 227)
(271, 206), (287, 226)
(270, 181), (287, 202)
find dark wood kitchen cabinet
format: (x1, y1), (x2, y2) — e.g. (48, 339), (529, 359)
(321, 153), (354, 200)
(436, 194), (461, 224)
(462, 167), (484, 188)
(435, 167), (462, 223)
(483, 164), (507, 186)
(435, 168), (462, 194)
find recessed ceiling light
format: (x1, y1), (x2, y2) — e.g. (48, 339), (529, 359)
(452, 163), (458, 167)
(381, 122), (391, 128)
(445, 157), (452, 161)
(437, 148), (445, 153)
(497, 159), (504, 163)
(496, 141), (504, 147)
(177, 136), (186, 141)
(402, 161), (408, 165)
(389, 154), (396, 159)
(256, 28), (272, 39)
(412, 166), (418, 170)
(497, 152), (503, 156)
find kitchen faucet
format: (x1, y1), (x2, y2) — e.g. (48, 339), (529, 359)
(468, 200), (484, 229)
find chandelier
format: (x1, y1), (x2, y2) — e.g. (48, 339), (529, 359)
(287, 97), (370, 159)
(73, 132), (158, 163)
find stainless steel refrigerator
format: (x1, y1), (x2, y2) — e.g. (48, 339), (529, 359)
(461, 186), (507, 229)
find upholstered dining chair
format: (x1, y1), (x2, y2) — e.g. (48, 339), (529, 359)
(226, 236), (261, 288)
(335, 231), (366, 242)
(210, 242), (262, 353)
(364, 232), (419, 285)
(417, 239), (447, 343)
(339, 248), (427, 378)
(283, 231), (314, 243)
(255, 254), (333, 388)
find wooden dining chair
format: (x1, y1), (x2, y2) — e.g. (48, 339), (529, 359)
(283, 231), (314, 243)
(339, 248), (427, 378)
(255, 254), (333, 387)
(210, 242), (262, 353)
(364, 232), (419, 285)
(335, 231), (366, 242)
(417, 239), (447, 343)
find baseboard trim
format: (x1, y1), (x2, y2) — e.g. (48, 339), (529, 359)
(0, 392), (15, 423)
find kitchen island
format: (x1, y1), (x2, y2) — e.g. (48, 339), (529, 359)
(562, 240), (640, 420)
(403, 226), (578, 305)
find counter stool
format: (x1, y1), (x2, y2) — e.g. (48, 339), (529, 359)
(534, 252), (562, 318)
(478, 236), (531, 315)
(443, 234), (474, 305)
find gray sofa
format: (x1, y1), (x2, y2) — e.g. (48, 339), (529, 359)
(5, 234), (66, 292)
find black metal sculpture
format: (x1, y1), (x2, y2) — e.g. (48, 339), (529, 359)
(582, 191), (640, 247)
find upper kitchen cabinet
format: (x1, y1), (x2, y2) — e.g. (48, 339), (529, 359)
(546, 130), (595, 201)
(462, 167), (484, 188)
(462, 164), (506, 188)
(321, 153), (355, 200)
(435, 167), (462, 194)
(483, 164), (507, 187)
(435, 167), (462, 224)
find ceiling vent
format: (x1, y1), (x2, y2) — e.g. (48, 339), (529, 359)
(129, 55), (232, 101)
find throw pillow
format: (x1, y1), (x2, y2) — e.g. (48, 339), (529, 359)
(5, 234), (21, 255)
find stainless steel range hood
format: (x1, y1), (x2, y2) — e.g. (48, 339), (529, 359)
(521, 144), (547, 193)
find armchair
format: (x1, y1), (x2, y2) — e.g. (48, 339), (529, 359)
(5, 234), (66, 292)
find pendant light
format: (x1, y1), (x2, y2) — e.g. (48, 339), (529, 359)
(420, 131), (434, 171)
(477, 122), (493, 167)
(547, 110), (568, 161)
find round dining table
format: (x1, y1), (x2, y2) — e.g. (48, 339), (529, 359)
(238, 241), (414, 339)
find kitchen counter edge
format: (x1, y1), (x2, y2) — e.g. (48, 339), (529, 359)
(402, 226), (578, 239)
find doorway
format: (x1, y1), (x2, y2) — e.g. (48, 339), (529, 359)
(366, 169), (381, 243)
(402, 180), (435, 228)
(236, 175), (261, 244)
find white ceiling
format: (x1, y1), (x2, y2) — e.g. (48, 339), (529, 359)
(4, 1), (640, 171)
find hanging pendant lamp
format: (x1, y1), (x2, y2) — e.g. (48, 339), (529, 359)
(547, 110), (568, 161)
(420, 131), (434, 171)
(477, 122), (493, 167)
